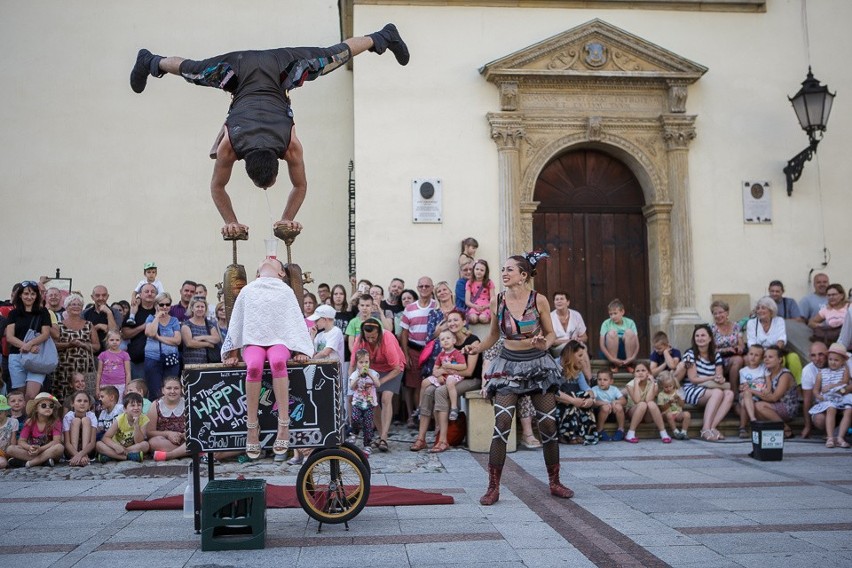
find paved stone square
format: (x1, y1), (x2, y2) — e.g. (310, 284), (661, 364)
(1, 434), (850, 567)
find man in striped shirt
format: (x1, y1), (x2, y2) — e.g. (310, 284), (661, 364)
(400, 277), (436, 427)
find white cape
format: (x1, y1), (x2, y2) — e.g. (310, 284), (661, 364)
(221, 277), (313, 358)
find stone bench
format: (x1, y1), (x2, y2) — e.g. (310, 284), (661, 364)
(464, 391), (517, 453)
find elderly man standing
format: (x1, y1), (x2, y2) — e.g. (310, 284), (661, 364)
(44, 287), (65, 322)
(400, 277), (437, 427)
(799, 273), (830, 322)
(121, 283), (159, 379)
(83, 286), (121, 355)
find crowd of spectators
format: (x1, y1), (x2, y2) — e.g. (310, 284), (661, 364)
(1, 255), (850, 469)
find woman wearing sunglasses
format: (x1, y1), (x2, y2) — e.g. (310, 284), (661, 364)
(350, 317), (405, 452)
(4, 281), (53, 401)
(143, 292), (182, 398)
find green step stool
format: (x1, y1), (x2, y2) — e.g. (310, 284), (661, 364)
(201, 479), (267, 551)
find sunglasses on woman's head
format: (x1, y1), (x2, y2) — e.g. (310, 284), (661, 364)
(20, 280), (38, 287)
(362, 325), (379, 332)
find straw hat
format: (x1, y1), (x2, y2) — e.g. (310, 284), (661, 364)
(25, 392), (60, 416)
(827, 342), (850, 360)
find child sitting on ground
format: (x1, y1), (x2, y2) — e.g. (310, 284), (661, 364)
(63, 390), (97, 466)
(421, 330), (468, 420)
(656, 371), (691, 440)
(649, 331), (682, 377)
(96, 386), (124, 440)
(809, 343), (852, 448)
(737, 345), (766, 438)
(349, 349), (380, 456)
(0, 395), (19, 469)
(146, 376), (188, 461)
(96, 330), (131, 401)
(96, 392), (149, 463)
(5, 393), (64, 468)
(599, 299), (639, 372)
(6, 389), (26, 436)
(125, 379), (152, 414)
(591, 369), (626, 441)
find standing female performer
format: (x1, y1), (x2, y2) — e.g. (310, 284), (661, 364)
(465, 252), (574, 505)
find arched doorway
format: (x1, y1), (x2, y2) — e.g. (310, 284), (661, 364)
(533, 149), (651, 355)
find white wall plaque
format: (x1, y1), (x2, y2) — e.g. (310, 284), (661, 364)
(412, 178), (442, 223)
(742, 180), (772, 224)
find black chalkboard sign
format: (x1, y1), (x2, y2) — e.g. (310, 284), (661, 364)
(184, 361), (341, 453)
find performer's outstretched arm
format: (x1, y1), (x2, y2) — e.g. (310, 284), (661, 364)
(276, 127), (307, 232)
(210, 132), (248, 237)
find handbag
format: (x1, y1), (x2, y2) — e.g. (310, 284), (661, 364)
(158, 332), (180, 368)
(21, 313), (59, 374)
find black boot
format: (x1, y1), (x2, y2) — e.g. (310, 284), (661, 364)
(130, 48), (164, 93)
(368, 23), (409, 66)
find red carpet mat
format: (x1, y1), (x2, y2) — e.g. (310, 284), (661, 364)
(126, 483), (454, 511)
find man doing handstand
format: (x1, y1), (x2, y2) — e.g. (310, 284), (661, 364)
(130, 25), (409, 237)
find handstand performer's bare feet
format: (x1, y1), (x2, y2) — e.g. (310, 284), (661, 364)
(222, 222), (249, 239)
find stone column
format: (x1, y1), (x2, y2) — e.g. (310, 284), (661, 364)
(488, 113), (525, 262)
(661, 114), (702, 348)
(643, 202), (673, 330)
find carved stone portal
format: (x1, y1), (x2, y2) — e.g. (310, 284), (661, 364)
(480, 18), (708, 348)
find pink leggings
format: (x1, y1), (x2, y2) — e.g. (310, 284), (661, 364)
(243, 345), (291, 382)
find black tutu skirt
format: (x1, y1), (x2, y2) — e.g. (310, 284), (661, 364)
(484, 347), (562, 397)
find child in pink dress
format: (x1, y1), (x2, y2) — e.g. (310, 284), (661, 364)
(465, 259), (495, 324)
(96, 330), (131, 400)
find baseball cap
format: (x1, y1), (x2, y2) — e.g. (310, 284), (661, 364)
(143, 262), (157, 270)
(0, 395), (10, 412)
(308, 304), (336, 321)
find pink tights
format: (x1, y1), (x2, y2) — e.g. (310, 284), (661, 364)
(243, 345), (291, 382)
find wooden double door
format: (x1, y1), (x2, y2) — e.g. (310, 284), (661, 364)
(532, 149), (651, 356)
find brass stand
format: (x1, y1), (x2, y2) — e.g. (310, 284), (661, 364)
(222, 231), (248, 322)
(273, 226), (313, 311)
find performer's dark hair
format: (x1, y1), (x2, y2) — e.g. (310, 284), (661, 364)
(245, 149), (279, 188)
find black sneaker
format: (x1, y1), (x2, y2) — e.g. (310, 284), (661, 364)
(6, 457), (25, 469)
(130, 49), (156, 93)
(369, 24), (409, 66)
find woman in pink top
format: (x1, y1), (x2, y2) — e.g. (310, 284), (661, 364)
(350, 317), (405, 452)
(809, 284), (848, 344)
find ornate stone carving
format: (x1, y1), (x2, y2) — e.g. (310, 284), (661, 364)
(546, 48), (579, 70)
(612, 49), (644, 72)
(587, 116), (603, 141)
(583, 42), (608, 68)
(490, 122), (525, 149)
(636, 135), (658, 157)
(662, 124), (696, 150)
(667, 82), (688, 113)
(500, 82), (518, 111)
(482, 19), (706, 340)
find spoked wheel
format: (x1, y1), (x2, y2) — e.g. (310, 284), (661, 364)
(340, 441), (371, 476)
(296, 448), (370, 524)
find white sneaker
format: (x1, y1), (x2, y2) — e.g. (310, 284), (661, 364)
(363, 446), (372, 456)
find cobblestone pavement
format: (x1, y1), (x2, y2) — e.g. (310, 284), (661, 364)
(1, 427), (851, 568)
